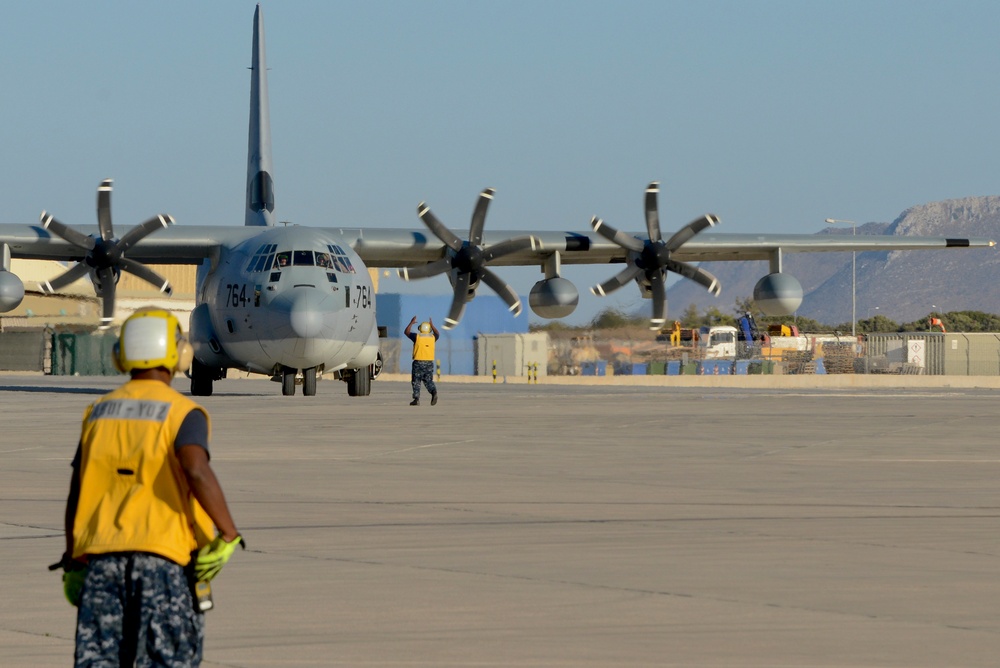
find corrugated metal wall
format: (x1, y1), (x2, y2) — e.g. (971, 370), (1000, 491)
(866, 333), (945, 374)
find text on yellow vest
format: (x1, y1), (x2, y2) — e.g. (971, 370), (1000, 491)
(73, 378), (216, 566)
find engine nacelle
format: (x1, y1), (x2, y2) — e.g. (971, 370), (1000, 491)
(753, 273), (803, 316)
(529, 277), (579, 319)
(0, 271), (25, 312)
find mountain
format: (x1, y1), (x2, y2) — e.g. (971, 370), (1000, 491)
(664, 196), (1000, 325)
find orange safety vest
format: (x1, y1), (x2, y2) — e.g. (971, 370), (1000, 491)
(73, 379), (216, 565)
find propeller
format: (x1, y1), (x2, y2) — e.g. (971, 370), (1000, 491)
(590, 182), (721, 330)
(38, 179), (175, 329)
(399, 188), (540, 329)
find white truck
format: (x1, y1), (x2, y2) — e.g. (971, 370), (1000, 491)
(697, 325), (738, 359)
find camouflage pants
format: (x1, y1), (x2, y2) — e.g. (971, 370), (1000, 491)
(75, 552), (204, 667)
(411, 360), (437, 399)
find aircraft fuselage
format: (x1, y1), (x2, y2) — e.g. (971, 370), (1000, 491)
(193, 225), (378, 377)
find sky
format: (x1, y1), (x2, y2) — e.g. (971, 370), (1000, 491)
(3, 1), (999, 324)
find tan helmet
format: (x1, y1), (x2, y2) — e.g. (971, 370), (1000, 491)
(419, 322), (431, 334)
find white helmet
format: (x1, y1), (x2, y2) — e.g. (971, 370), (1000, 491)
(113, 308), (193, 374)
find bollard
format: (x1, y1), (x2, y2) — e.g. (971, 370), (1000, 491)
(492, 360), (497, 384)
(533, 362), (538, 384)
(436, 360), (441, 380)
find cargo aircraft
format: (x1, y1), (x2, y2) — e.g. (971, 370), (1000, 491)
(0, 6), (993, 397)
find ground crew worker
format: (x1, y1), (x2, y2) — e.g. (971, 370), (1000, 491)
(405, 315), (439, 405)
(53, 308), (242, 667)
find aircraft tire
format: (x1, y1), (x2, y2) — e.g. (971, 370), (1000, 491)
(347, 367), (371, 397)
(282, 367), (296, 396)
(303, 367), (317, 396)
(190, 361), (214, 397)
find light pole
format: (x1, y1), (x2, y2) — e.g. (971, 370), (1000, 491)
(866, 305), (879, 331)
(825, 218), (856, 337)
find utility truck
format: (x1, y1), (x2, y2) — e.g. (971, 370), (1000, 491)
(657, 322), (737, 359)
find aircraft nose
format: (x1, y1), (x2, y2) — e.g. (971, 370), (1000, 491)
(272, 287), (327, 338)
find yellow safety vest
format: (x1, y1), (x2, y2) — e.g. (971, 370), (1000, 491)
(73, 379), (216, 566)
(412, 333), (436, 361)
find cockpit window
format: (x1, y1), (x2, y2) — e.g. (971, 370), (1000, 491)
(274, 252), (291, 269)
(315, 252), (333, 269)
(293, 250), (314, 266)
(327, 245), (356, 274)
(246, 243), (278, 273)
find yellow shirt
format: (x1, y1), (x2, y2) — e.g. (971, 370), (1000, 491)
(73, 379), (216, 566)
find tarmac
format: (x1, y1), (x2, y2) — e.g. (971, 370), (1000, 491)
(3, 372), (1000, 666)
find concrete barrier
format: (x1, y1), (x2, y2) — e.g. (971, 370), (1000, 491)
(375, 372), (1000, 389)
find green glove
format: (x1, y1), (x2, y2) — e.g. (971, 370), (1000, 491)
(194, 535), (243, 581)
(63, 568), (87, 607)
(49, 555), (87, 607)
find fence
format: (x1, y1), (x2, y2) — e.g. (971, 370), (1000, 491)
(545, 331), (1000, 376)
(0, 330), (118, 375)
(4, 330), (1000, 377)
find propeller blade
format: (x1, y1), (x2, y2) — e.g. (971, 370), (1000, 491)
(443, 271), (471, 330)
(665, 259), (721, 296)
(590, 217), (644, 253)
(120, 258), (173, 295)
(481, 236), (539, 263)
(417, 202), (464, 252)
(644, 182), (662, 243)
(95, 266), (116, 329)
(665, 214), (718, 252)
(479, 267), (522, 316)
(591, 264), (642, 297)
(117, 215), (173, 254)
(39, 212), (96, 251)
(398, 257), (453, 281)
(97, 179), (114, 242)
(38, 262), (90, 294)
(468, 188), (495, 247)
(648, 269), (666, 330)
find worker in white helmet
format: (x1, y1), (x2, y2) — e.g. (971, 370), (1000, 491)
(405, 315), (440, 405)
(54, 308), (241, 666)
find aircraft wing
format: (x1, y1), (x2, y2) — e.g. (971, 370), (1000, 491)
(1, 219), (994, 328)
(0, 224), (262, 264)
(345, 228), (996, 267)
(2, 223), (993, 267)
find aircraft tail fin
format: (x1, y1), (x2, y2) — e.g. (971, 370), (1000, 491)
(245, 4), (275, 227)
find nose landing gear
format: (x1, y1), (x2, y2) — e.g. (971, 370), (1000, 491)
(279, 366), (318, 396)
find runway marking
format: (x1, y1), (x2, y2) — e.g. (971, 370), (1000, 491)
(369, 438), (479, 457)
(262, 547), (1000, 639)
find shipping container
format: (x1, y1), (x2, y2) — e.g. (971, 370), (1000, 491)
(474, 332), (549, 378)
(865, 333), (945, 375)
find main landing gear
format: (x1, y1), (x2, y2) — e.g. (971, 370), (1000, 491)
(190, 360), (225, 397)
(345, 366), (371, 397)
